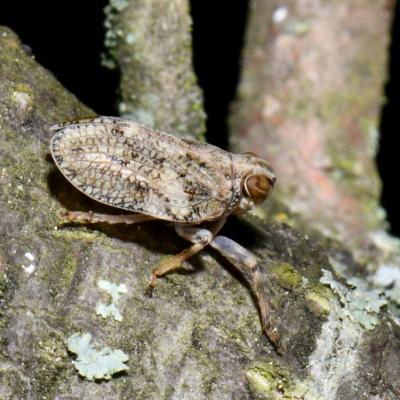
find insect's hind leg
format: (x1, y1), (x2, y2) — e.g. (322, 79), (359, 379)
(209, 235), (282, 352)
(148, 219), (226, 288)
(60, 211), (156, 225)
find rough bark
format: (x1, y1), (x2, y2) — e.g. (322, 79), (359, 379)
(0, 1), (399, 399)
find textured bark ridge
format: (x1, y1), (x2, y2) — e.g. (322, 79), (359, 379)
(0, 1), (399, 398)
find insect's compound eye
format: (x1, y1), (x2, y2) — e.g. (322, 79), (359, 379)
(244, 174), (274, 202)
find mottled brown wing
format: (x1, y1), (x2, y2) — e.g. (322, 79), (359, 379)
(50, 117), (234, 223)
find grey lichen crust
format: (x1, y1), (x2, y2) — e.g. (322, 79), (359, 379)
(103, 0), (206, 140)
(66, 332), (129, 380)
(1, 26), (400, 400)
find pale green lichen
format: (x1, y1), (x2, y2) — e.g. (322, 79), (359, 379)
(320, 270), (386, 330)
(66, 332), (129, 380)
(372, 264), (400, 303)
(96, 280), (128, 322)
(329, 248), (400, 317)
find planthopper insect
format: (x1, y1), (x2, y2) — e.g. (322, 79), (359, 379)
(50, 116), (280, 349)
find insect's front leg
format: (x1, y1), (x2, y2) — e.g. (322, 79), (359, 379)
(60, 211), (156, 225)
(148, 218), (226, 288)
(209, 236), (282, 352)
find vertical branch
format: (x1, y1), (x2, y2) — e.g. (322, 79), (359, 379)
(103, 0), (206, 140)
(230, 0), (392, 252)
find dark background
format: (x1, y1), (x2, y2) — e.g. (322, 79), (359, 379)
(1, 1), (399, 235)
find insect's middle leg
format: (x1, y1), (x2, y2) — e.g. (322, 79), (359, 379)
(148, 219), (226, 288)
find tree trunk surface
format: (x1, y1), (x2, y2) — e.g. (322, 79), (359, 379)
(230, 0), (390, 253)
(1, 1), (400, 399)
